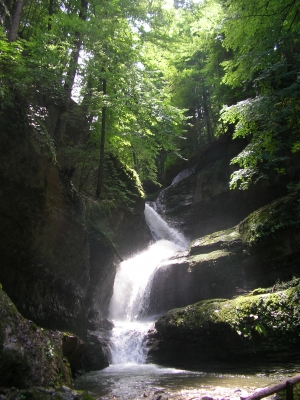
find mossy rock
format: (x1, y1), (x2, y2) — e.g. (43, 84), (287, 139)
(0, 386), (95, 400)
(150, 279), (300, 366)
(189, 226), (241, 255)
(239, 189), (300, 244)
(0, 286), (72, 389)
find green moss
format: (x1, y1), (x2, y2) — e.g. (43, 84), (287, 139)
(159, 279), (300, 348)
(191, 227), (240, 247)
(189, 250), (231, 266)
(0, 287), (18, 318)
(81, 392), (96, 400)
(84, 200), (116, 250)
(239, 189), (300, 243)
(249, 288), (269, 296)
(0, 287), (72, 388)
(103, 154), (145, 208)
(218, 285), (300, 343)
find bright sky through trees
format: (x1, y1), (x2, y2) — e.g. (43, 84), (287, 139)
(1, 0), (299, 198)
(163, 0), (203, 8)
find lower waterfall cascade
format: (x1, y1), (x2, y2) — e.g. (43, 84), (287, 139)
(107, 203), (189, 364)
(74, 204), (297, 399)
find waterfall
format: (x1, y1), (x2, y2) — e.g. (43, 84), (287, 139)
(107, 203), (188, 365)
(144, 204), (188, 249)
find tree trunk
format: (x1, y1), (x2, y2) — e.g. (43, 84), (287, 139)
(96, 77), (107, 199)
(53, 0), (88, 147)
(201, 80), (213, 144)
(48, 0), (55, 31)
(8, 0), (25, 42)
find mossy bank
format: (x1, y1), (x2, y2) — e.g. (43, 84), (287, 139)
(147, 279), (300, 368)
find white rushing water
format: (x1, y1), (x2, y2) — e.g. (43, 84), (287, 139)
(107, 203), (188, 365)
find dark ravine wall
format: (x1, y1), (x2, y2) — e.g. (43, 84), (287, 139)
(0, 90), (150, 343)
(48, 100), (152, 260)
(156, 134), (300, 241)
(100, 197), (152, 259)
(83, 156), (152, 261)
(0, 97), (87, 336)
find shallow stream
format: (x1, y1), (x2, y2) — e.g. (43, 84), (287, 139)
(74, 363), (300, 399)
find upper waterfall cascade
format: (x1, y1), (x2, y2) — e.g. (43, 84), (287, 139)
(144, 203), (188, 249)
(107, 203), (189, 364)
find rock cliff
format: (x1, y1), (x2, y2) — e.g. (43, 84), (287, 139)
(0, 89), (150, 347)
(155, 134), (299, 241)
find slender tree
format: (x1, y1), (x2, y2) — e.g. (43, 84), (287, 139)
(96, 75), (107, 199)
(7, 0), (25, 41)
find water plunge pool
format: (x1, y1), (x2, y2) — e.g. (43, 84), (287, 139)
(74, 362), (296, 399)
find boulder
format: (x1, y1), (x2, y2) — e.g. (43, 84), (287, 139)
(147, 280), (300, 368)
(0, 286), (72, 389)
(82, 332), (111, 371)
(62, 334), (85, 376)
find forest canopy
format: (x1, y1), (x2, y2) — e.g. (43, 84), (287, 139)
(1, 0), (299, 200)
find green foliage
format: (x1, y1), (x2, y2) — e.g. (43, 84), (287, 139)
(0, 0), (187, 193)
(150, 1), (229, 160)
(79, 153), (145, 216)
(222, 76), (300, 189)
(1, 0), (300, 191)
(219, 0), (300, 189)
(0, 31), (69, 102)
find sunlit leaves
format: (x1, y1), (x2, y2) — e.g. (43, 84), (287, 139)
(221, 82), (300, 189)
(221, 0), (300, 89)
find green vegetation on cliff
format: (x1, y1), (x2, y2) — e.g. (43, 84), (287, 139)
(166, 280), (300, 340)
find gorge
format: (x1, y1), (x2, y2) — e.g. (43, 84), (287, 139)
(1, 99), (300, 397)
(1, 0), (300, 394)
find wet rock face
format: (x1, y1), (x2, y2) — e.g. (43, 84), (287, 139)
(82, 332), (110, 371)
(148, 193), (300, 316)
(0, 129), (89, 333)
(0, 287), (72, 389)
(83, 155), (152, 260)
(104, 198), (152, 259)
(0, 91), (115, 337)
(155, 137), (289, 241)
